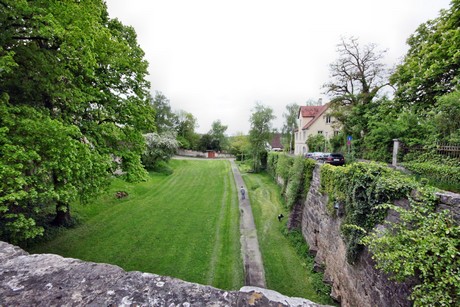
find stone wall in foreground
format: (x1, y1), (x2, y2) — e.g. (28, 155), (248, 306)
(0, 241), (329, 307)
(301, 164), (460, 307)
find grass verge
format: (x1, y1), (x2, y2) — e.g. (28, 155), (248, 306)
(243, 171), (335, 305)
(28, 159), (243, 290)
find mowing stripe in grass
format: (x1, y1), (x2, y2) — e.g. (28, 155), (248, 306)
(206, 165), (228, 285)
(29, 159), (244, 289)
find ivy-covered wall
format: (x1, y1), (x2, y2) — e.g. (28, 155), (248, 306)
(267, 153), (316, 206)
(308, 162), (459, 306)
(267, 153), (460, 305)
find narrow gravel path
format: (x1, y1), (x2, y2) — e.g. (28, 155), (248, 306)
(230, 159), (266, 288)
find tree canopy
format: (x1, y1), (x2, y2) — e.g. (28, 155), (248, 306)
(391, 0), (460, 112)
(0, 0), (154, 242)
(249, 103), (275, 172)
(282, 102), (299, 153)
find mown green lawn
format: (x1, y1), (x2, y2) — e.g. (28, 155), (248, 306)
(243, 171), (334, 305)
(29, 159), (243, 290)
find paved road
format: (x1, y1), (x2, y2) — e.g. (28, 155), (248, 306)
(230, 160), (266, 288)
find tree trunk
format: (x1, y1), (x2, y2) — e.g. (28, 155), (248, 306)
(53, 201), (71, 226)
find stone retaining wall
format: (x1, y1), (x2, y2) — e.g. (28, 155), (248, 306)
(300, 164), (460, 307)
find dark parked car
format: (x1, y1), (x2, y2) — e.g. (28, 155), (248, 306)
(323, 153), (345, 166)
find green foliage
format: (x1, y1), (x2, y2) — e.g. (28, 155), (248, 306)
(391, 1), (460, 113)
(322, 160), (460, 305)
(282, 229), (333, 300)
(249, 103), (275, 172)
(142, 132), (179, 170)
(282, 103), (300, 152)
(320, 162), (416, 263)
(275, 154), (293, 194)
(151, 91), (178, 133)
(285, 157), (306, 209)
(401, 151), (460, 192)
(401, 161), (460, 188)
(0, 103), (111, 243)
(228, 133), (250, 161)
(267, 152), (316, 211)
(303, 159), (316, 194)
(0, 0), (154, 240)
(306, 134), (328, 152)
(363, 201), (460, 306)
(432, 91), (460, 143)
(266, 152), (279, 178)
(176, 110), (199, 150)
(209, 120), (229, 151)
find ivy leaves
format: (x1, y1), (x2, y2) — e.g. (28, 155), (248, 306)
(364, 203), (460, 306)
(321, 161), (460, 305)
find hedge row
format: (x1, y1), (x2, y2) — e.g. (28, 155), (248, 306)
(267, 153), (315, 210)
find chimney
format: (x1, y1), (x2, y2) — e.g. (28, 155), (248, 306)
(318, 98), (323, 106)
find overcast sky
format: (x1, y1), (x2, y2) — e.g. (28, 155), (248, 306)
(105, 0), (451, 135)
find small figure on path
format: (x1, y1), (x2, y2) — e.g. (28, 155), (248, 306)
(240, 186), (246, 200)
(277, 213), (284, 222)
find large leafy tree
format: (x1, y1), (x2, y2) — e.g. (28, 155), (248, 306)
(323, 37), (390, 153)
(249, 103), (275, 172)
(209, 119), (228, 151)
(391, 0), (460, 112)
(323, 37), (390, 107)
(151, 91), (178, 133)
(175, 110), (199, 149)
(282, 102), (299, 153)
(229, 132), (250, 161)
(0, 0), (154, 240)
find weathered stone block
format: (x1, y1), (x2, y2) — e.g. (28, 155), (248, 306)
(0, 241), (329, 307)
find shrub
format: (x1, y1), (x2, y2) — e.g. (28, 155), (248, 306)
(285, 156), (307, 209)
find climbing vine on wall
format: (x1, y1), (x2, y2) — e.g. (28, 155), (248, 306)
(321, 162), (416, 263)
(321, 161), (460, 306)
(363, 198), (460, 306)
(285, 157), (315, 209)
(267, 153), (315, 210)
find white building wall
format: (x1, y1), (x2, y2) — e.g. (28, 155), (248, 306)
(294, 112), (338, 156)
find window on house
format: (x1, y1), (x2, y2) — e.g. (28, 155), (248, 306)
(318, 131), (323, 135)
(326, 115), (331, 124)
(334, 131), (340, 136)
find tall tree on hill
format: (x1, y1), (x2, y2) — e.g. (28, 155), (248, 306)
(0, 0), (154, 240)
(391, 0), (460, 113)
(249, 103), (275, 172)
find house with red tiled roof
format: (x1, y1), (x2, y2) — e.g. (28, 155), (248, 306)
(294, 102), (340, 155)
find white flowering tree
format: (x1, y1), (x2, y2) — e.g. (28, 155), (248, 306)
(142, 132), (179, 170)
